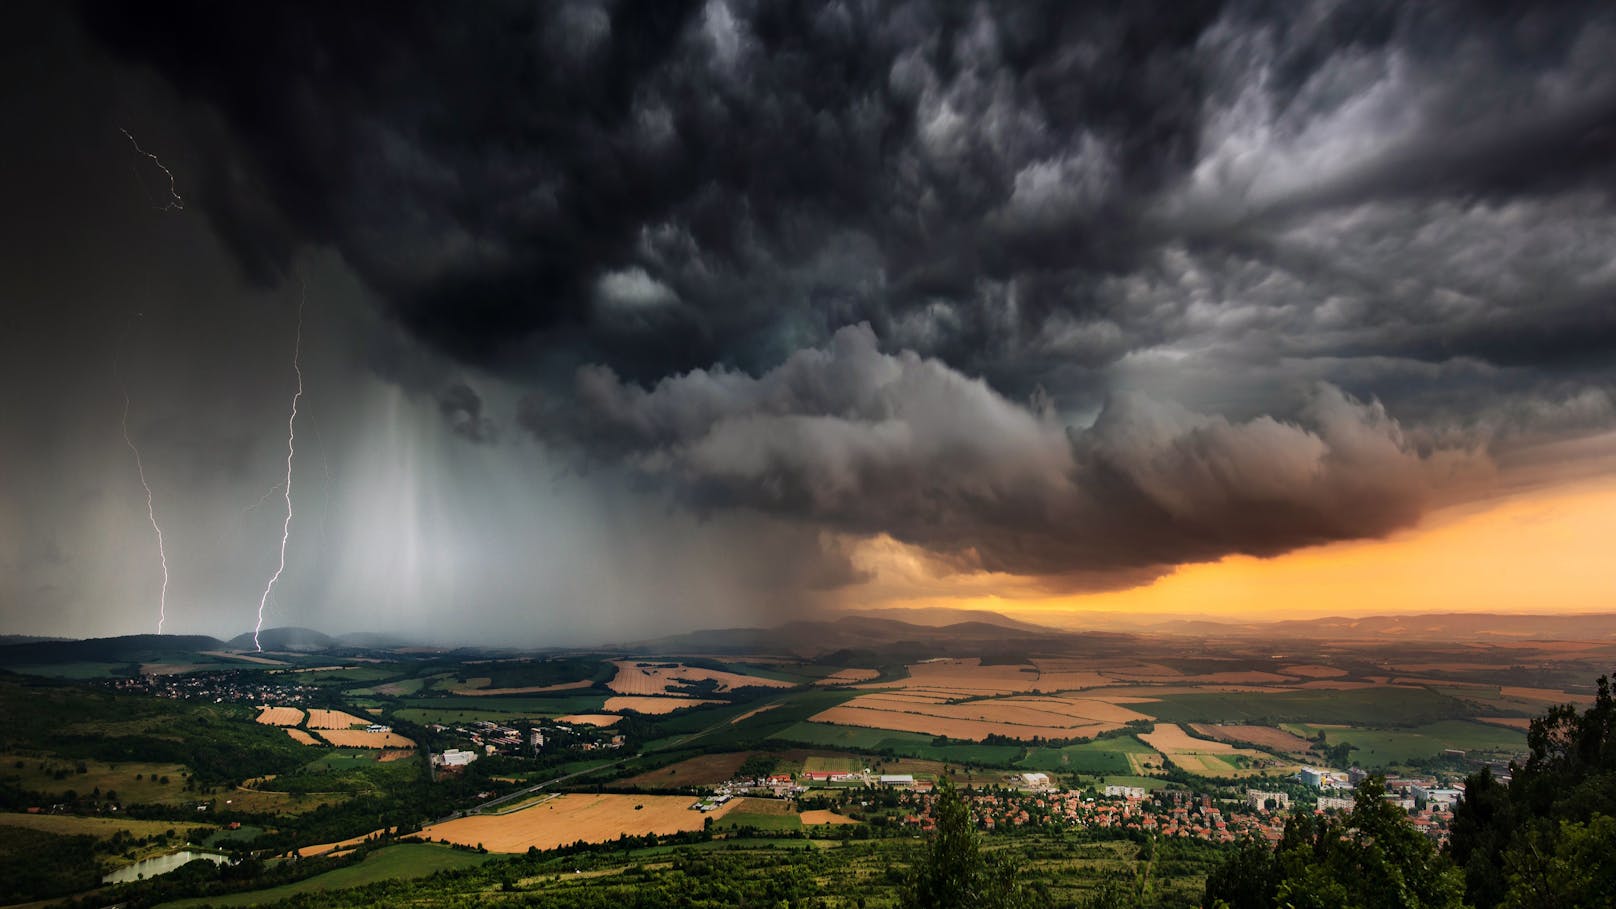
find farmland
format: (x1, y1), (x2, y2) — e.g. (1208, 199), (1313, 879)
(1188, 723), (1316, 756)
(2, 619), (1602, 907)
(0, 811), (209, 839)
(1280, 720), (1527, 766)
(620, 752), (753, 788)
(316, 729), (416, 749)
(554, 713), (622, 727)
(1140, 723), (1294, 777)
(306, 709), (372, 729)
(256, 706), (305, 726)
(161, 843), (496, 907)
(603, 695), (723, 714)
(606, 660), (795, 696)
(421, 794), (737, 852)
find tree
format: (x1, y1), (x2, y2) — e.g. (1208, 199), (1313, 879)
(1203, 838), (1277, 909)
(1499, 813), (1616, 909)
(901, 781), (1046, 909)
(1204, 777), (1464, 909)
(1451, 672), (1616, 908)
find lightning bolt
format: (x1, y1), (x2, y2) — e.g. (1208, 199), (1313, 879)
(243, 483), (285, 517)
(254, 283), (304, 651)
(120, 392), (170, 634)
(120, 129), (184, 213)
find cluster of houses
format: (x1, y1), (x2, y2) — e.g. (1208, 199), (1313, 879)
(107, 670), (315, 705)
(894, 777), (1468, 846)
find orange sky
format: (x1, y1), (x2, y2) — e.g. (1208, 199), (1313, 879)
(852, 470), (1616, 622)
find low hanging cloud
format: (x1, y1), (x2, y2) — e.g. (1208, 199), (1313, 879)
(524, 324), (1483, 589)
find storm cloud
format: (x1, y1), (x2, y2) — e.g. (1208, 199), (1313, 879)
(525, 323), (1477, 587)
(0, 1), (1613, 637)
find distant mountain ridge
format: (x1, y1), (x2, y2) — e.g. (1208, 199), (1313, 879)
(225, 626), (334, 652)
(0, 626), (410, 668)
(1128, 612), (1616, 641)
(5, 611), (1614, 668)
(0, 633), (229, 665)
(627, 613), (1135, 659)
(836, 607), (1054, 633)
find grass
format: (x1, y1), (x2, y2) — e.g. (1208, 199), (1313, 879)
(710, 662), (817, 684)
(1302, 720), (1528, 767)
(346, 678), (428, 697)
(157, 843), (496, 908)
(305, 751), (384, 771)
(280, 667), (400, 686)
(715, 811), (803, 831)
(1100, 775), (1172, 791)
(204, 825), (264, 846)
(801, 755), (862, 774)
(770, 721), (1024, 766)
(0, 811), (209, 840)
(1018, 737), (1156, 775)
(1, 754), (195, 805)
(402, 694), (609, 714)
(1142, 687), (1475, 726)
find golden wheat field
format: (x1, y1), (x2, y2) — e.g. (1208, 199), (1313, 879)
(814, 668), (881, 685)
(420, 794), (735, 852)
(1188, 723), (1314, 754)
(316, 729), (416, 749)
(285, 728), (321, 745)
(305, 709), (371, 729)
(606, 660), (793, 695)
(800, 809), (859, 825)
(554, 713), (623, 727)
(810, 703), (1112, 741)
(255, 706), (305, 726)
(603, 695), (723, 714)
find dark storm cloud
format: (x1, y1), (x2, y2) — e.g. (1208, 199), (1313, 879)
(77, 0), (1616, 381)
(78, 0), (1227, 378)
(438, 383), (498, 443)
(66, 0), (1616, 592)
(522, 324), (1478, 588)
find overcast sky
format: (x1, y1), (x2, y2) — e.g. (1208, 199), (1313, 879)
(2, 1), (1614, 643)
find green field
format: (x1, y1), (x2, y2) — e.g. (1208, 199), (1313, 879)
(1, 754), (195, 805)
(711, 662), (817, 683)
(282, 666), (401, 686)
(1018, 737), (1155, 774)
(1283, 720), (1527, 766)
(346, 677), (428, 697)
(306, 750), (388, 771)
(157, 843), (496, 908)
(801, 755), (863, 774)
(0, 811), (208, 840)
(771, 721), (1023, 765)
(401, 694), (609, 713)
(716, 811), (804, 831)
(1099, 774), (1172, 791)
(1142, 687), (1474, 726)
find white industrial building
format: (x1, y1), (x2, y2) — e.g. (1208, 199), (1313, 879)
(436, 748), (479, 767)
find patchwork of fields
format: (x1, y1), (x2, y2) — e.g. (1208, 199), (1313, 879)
(2, 625), (1605, 909)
